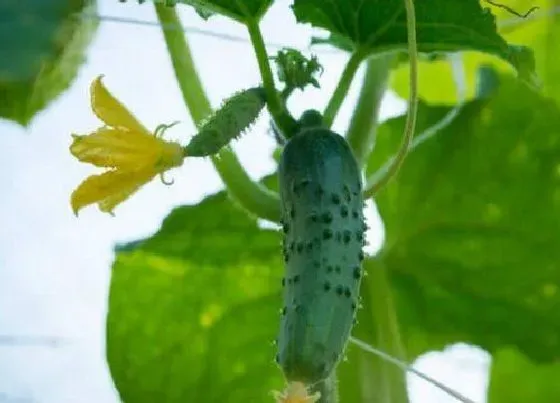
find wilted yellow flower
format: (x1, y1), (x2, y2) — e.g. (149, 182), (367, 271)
(272, 382), (321, 403)
(70, 75), (184, 216)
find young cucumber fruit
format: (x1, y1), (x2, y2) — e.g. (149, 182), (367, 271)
(277, 112), (365, 385)
(184, 87), (266, 157)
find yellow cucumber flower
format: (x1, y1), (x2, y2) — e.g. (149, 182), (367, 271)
(273, 382), (321, 403)
(70, 75), (184, 216)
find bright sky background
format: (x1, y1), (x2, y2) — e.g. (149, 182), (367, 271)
(0, 1), (490, 402)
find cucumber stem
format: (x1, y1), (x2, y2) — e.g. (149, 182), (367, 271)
(346, 55), (395, 168)
(312, 372), (339, 403)
(154, 4), (281, 222)
(323, 50), (366, 128)
(246, 20), (297, 138)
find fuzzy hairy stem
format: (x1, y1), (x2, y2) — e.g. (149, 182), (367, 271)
(346, 55), (395, 168)
(155, 4), (281, 222)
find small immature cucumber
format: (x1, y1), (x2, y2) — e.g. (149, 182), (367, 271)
(185, 87), (266, 157)
(277, 111), (365, 385)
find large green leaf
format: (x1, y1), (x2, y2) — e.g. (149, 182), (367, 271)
(368, 72), (560, 362)
(391, 0), (560, 104)
(293, 0), (535, 82)
(114, 191), (280, 267)
(0, 0), (98, 126)
(487, 347), (560, 402)
(175, 0), (273, 23)
(107, 191), (285, 402)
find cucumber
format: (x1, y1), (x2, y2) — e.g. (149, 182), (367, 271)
(185, 87), (266, 157)
(276, 113), (365, 385)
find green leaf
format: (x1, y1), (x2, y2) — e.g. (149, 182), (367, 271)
(0, 0), (98, 126)
(368, 72), (560, 362)
(115, 191), (280, 267)
(293, 0), (536, 83)
(108, 191), (286, 402)
(310, 33), (353, 53)
(175, 0), (273, 23)
(487, 347), (560, 402)
(500, 0), (560, 103)
(271, 48), (323, 96)
(391, 0), (560, 105)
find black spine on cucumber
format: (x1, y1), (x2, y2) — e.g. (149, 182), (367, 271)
(277, 110), (365, 385)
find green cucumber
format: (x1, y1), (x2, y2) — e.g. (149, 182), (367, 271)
(184, 87), (266, 157)
(277, 112), (365, 385)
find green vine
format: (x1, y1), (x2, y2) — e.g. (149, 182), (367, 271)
(363, 0), (419, 198)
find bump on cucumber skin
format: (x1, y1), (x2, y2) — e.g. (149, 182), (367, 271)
(277, 127), (366, 385)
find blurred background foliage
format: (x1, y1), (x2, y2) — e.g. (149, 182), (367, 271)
(2, 0), (560, 402)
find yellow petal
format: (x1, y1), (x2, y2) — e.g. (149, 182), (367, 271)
(70, 169), (155, 215)
(70, 127), (185, 171)
(90, 75), (150, 134)
(273, 383), (321, 403)
(70, 127), (157, 169)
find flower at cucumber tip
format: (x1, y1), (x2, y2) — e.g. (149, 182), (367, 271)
(273, 381), (321, 403)
(69, 75), (184, 216)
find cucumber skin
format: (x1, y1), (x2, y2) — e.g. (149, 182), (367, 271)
(185, 87), (266, 157)
(277, 126), (365, 385)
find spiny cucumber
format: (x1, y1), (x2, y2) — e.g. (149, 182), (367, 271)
(276, 111), (365, 386)
(184, 87), (266, 157)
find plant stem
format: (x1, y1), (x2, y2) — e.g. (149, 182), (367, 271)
(323, 50), (366, 128)
(346, 55), (395, 167)
(246, 20), (297, 138)
(154, 4), (281, 223)
(312, 372), (339, 403)
(364, 258), (409, 403)
(363, 0), (418, 199)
